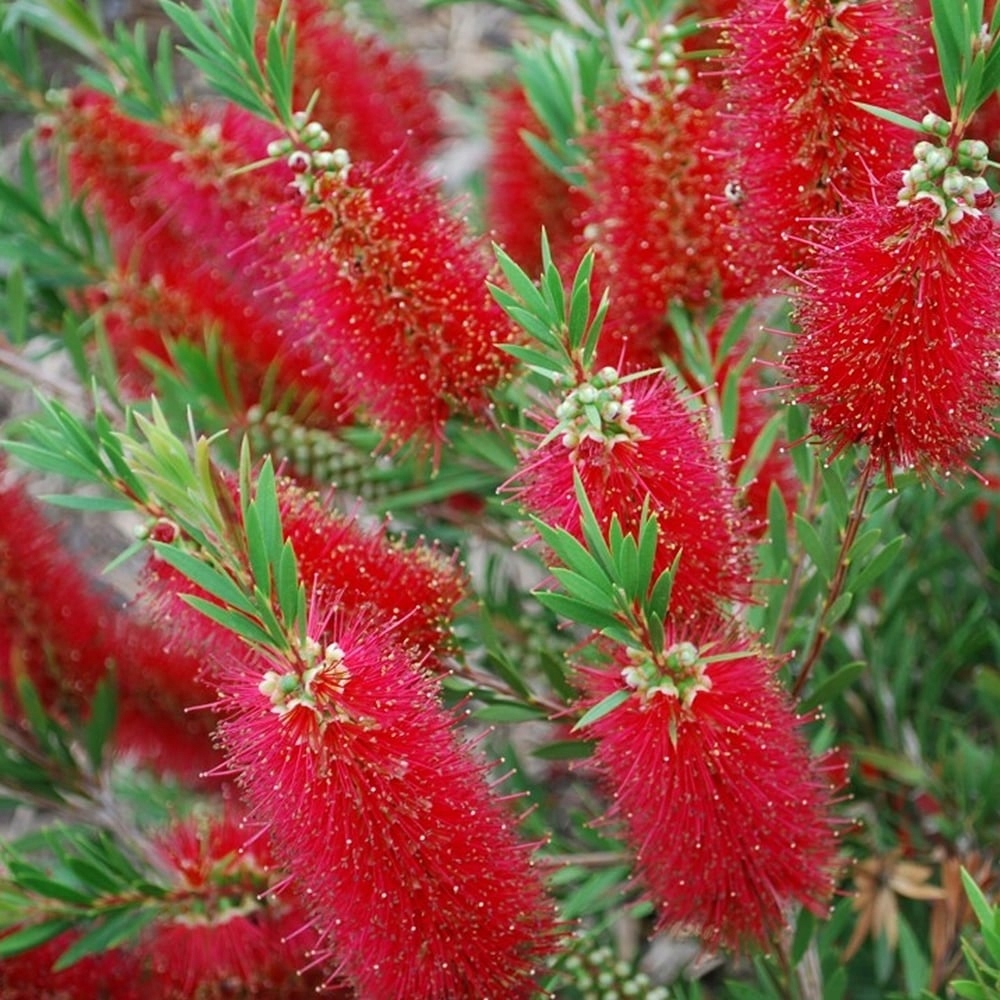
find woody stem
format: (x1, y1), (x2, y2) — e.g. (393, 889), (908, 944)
(791, 456), (877, 700)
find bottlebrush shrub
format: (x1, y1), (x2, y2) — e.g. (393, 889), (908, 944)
(255, 0), (443, 166)
(137, 812), (337, 998)
(256, 147), (517, 451)
(137, 474), (467, 668)
(0, 0), (998, 997)
(581, 79), (738, 368)
(484, 84), (586, 275)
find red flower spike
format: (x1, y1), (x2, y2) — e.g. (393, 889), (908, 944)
(109, 610), (221, 780)
(217, 608), (559, 998)
(0, 468), (115, 715)
(509, 369), (754, 624)
(59, 91), (354, 430)
(784, 182), (1000, 479)
(584, 80), (738, 369)
(0, 929), (141, 1000)
(484, 84), (588, 275)
(263, 158), (517, 449)
(723, 0), (925, 290)
(257, 0), (442, 166)
(578, 628), (843, 950)
(137, 812), (338, 998)
(278, 484), (467, 663)
(0, 467), (220, 776)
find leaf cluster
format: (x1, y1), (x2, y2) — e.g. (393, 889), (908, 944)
(0, 825), (167, 970)
(932, 0), (1000, 126)
(162, 0), (296, 127)
(491, 234), (609, 380)
(952, 870), (1000, 999)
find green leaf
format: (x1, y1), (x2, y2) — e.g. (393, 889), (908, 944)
(790, 908), (816, 965)
(951, 982), (990, 1000)
(798, 661), (865, 714)
(794, 514), (833, 583)
(252, 458), (282, 567)
(852, 747), (925, 786)
(566, 250), (594, 350)
(531, 739), (595, 760)
(242, 503), (272, 599)
(0, 918), (76, 958)
(12, 874), (91, 906)
(38, 493), (135, 513)
(819, 459), (849, 524)
(182, 595), (275, 648)
(492, 244), (549, 320)
(548, 568), (615, 611)
(853, 101), (928, 134)
(82, 675), (118, 771)
(151, 543), (258, 617)
(474, 701), (548, 722)
(559, 864), (630, 920)
(573, 688), (630, 731)
(498, 343), (566, 377)
(847, 533), (905, 594)
(533, 520), (604, 581)
(63, 858), (122, 897)
(961, 867), (997, 932)
(534, 591), (618, 632)
(276, 540), (302, 628)
(53, 906), (159, 971)
(930, 0), (965, 107)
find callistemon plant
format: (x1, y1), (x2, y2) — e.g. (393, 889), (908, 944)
(0, 0), (998, 998)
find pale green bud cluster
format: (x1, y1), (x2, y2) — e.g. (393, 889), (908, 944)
(632, 22), (691, 92)
(898, 122), (991, 229)
(622, 641), (712, 709)
(555, 367), (641, 453)
(562, 945), (670, 1000)
(266, 111), (351, 201)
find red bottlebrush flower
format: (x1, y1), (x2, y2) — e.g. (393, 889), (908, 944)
(278, 484), (467, 662)
(484, 84), (587, 275)
(257, 0), (442, 166)
(216, 607), (559, 998)
(137, 812), (339, 998)
(109, 609), (220, 780)
(58, 91), (354, 431)
(509, 368), (754, 624)
(0, 929), (141, 1000)
(262, 156), (517, 449)
(784, 175), (1000, 479)
(723, 0), (925, 289)
(0, 466), (218, 776)
(584, 79), (738, 370)
(0, 467), (115, 715)
(578, 627), (843, 950)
